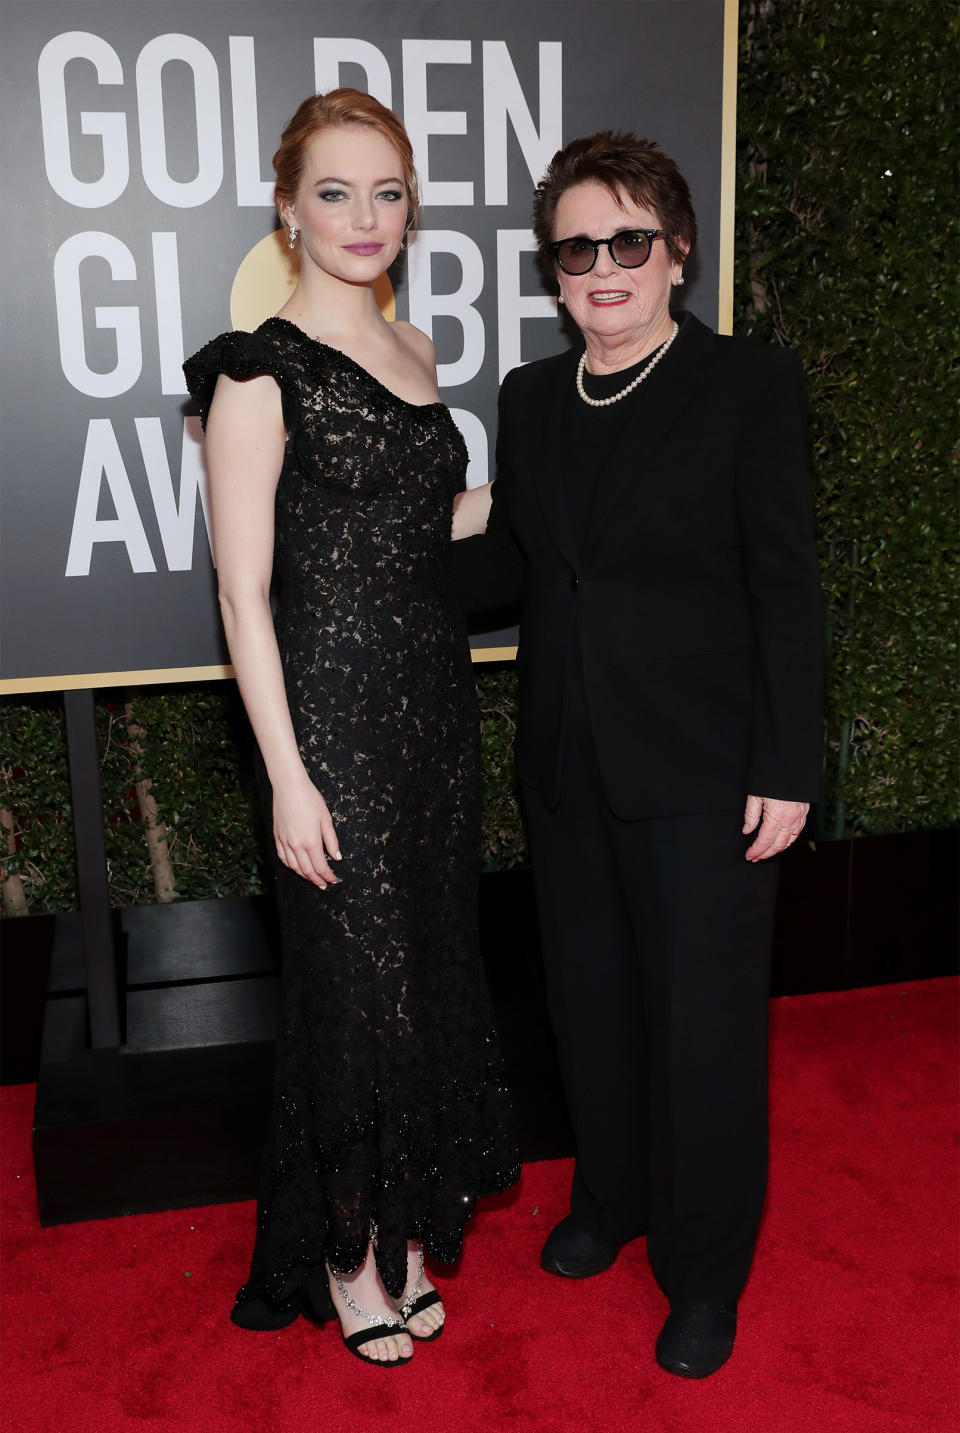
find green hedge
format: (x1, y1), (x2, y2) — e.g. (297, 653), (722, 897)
(0, 696), (76, 914)
(0, 673), (526, 912)
(1, 688), (267, 913)
(1, 0), (955, 914)
(735, 0), (958, 832)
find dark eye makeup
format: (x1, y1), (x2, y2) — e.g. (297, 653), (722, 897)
(314, 187), (405, 202)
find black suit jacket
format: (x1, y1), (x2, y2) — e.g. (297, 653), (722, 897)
(452, 313), (824, 819)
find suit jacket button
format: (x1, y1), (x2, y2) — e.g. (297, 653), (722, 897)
(570, 574), (579, 591)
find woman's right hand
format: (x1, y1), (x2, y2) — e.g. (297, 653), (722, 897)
(451, 482), (493, 540)
(272, 773), (342, 888)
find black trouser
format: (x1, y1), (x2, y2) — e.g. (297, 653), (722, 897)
(523, 680), (779, 1307)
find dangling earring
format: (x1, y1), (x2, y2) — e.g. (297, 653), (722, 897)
(674, 272), (684, 287)
(399, 238), (406, 252)
(288, 226), (298, 251)
(557, 294), (565, 305)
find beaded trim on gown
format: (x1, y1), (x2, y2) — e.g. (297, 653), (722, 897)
(184, 318), (519, 1325)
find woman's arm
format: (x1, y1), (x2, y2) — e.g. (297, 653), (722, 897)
(735, 348), (823, 860)
(451, 483), (493, 540)
(206, 372), (341, 889)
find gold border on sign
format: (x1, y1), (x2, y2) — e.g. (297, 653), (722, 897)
(470, 647), (518, 663)
(717, 0), (739, 336)
(0, 647), (519, 693)
(0, 666), (233, 695)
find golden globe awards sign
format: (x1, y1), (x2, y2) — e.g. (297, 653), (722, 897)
(0, 0), (735, 693)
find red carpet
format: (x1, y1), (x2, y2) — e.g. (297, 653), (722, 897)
(2, 978), (957, 1433)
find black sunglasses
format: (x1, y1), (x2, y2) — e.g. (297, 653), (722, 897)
(550, 228), (666, 275)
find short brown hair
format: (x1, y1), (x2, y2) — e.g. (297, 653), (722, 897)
(532, 131), (697, 271)
(273, 89), (420, 224)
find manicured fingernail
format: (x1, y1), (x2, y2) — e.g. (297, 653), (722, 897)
(333, 851), (342, 860)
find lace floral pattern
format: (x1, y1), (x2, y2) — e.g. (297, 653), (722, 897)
(184, 320), (519, 1316)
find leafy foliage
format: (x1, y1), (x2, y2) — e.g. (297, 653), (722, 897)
(476, 664), (528, 870)
(735, 0), (958, 832)
(1, 687), (266, 913)
(2, 0), (955, 914)
(95, 686), (266, 906)
(0, 695), (77, 913)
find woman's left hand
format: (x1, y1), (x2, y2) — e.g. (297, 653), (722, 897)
(742, 795), (809, 862)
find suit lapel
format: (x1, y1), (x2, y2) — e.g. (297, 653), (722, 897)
(530, 347), (581, 571)
(581, 314), (718, 560)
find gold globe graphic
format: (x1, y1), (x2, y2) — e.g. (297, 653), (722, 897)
(230, 230), (396, 330)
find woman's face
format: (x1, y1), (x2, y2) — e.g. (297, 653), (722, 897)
(281, 125), (409, 284)
(552, 181), (685, 351)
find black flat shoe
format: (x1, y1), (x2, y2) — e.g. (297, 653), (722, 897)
(540, 1215), (622, 1278)
(655, 1303), (737, 1379)
(403, 1290), (445, 1342)
(341, 1324), (414, 1367)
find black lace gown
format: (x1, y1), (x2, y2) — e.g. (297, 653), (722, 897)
(184, 318), (519, 1326)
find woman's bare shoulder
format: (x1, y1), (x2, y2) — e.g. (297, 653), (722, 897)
(392, 320), (436, 362)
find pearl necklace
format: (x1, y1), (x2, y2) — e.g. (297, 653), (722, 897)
(576, 321), (679, 407)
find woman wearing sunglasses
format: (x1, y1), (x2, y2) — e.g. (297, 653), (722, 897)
(452, 132), (823, 1379)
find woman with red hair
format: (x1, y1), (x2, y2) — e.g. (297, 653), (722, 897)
(185, 91), (517, 1368)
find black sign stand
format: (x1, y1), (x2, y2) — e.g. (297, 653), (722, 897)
(62, 689), (121, 1048)
(34, 689), (281, 1222)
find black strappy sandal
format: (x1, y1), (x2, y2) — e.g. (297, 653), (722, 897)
(330, 1265), (414, 1368)
(403, 1290), (445, 1342)
(398, 1245), (445, 1342)
(340, 1324), (414, 1366)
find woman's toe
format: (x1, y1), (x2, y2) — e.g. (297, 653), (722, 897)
(409, 1304), (444, 1337)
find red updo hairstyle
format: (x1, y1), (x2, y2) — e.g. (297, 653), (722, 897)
(273, 89), (421, 228)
